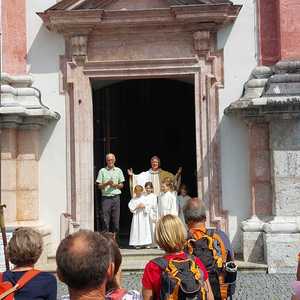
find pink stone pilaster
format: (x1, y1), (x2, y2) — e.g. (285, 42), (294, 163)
(1, 0), (27, 74)
(278, 0), (300, 60)
(258, 0), (300, 64)
(67, 63), (94, 229)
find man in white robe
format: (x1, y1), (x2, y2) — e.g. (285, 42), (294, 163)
(128, 156), (182, 196)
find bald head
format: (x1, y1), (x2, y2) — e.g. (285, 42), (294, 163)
(56, 230), (111, 291)
(67, 234), (92, 256)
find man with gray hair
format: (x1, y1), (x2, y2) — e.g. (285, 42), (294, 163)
(96, 153), (125, 236)
(184, 198), (234, 300)
(56, 230), (112, 300)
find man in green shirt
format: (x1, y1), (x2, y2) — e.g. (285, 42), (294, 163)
(96, 153), (125, 236)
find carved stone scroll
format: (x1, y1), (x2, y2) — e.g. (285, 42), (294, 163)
(71, 35), (88, 63)
(193, 31), (211, 55)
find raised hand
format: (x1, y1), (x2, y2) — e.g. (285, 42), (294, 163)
(177, 167), (182, 175)
(127, 168), (133, 176)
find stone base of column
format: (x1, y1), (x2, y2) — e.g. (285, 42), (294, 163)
(242, 216), (300, 272)
(264, 232), (300, 273)
(262, 217), (300, 273)
(242, 216), (266, 263)
(242, 231), (264, 263)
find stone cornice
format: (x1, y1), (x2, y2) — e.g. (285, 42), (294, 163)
(38, 4), (241, 33)
(225, 97), (300, 120)
(73, 57), (200, 79)
(225, 61), (300, 120)
(0, 73), (60, 129)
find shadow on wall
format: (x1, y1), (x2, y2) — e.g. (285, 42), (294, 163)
(27, 25), (64, 74)
(231, 222), (243, 255)
(219, 114), (251, 254)
(26, 22), (65, 157)
(38, 120), (58, 159)
(217, 22), (234, 50)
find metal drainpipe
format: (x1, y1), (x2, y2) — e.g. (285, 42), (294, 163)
(31, 86), (61, 120)
(31, 86), (50, 110)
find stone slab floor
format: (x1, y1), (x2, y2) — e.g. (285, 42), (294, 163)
(58, 272), (295, 299)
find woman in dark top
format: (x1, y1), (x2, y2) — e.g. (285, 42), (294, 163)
(1, 227), (57, 300)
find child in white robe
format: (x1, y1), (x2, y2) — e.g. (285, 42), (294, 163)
(177, 183), (191, 225)
(128, 185), (152, 248)
(158, 179), (178, 217)
(144, 181), (158, 246)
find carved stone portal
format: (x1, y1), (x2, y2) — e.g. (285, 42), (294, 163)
(39, 0), (241, 233)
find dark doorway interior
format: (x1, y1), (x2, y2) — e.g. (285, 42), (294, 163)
(93, 78), (197, 244)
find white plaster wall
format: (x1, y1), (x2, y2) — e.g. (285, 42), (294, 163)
(218, 0), (258, 253)
(26, 0), (66, 250)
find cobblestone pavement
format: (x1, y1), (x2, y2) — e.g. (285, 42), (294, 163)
(58, 273), (295, 299)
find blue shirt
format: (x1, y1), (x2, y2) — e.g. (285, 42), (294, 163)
(2, 271), (57, 300)
(216, 229), (234, 259)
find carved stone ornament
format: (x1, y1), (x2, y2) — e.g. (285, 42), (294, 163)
(193, 31), (211, 54)
(71, 35), (88, 62)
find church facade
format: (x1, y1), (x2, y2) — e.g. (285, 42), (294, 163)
(1, 0), (300, 273)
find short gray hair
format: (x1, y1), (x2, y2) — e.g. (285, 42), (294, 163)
(183, 200), (207, 224)
(106, 153), (115, 160)
(8, 227), (43, 267)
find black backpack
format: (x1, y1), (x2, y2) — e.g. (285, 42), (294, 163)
(152, 255), (207, 300)
(187, 229), (225, 272)
(186, 229), (225, 300)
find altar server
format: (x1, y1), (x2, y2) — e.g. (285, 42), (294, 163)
(128, 185), (152, 248)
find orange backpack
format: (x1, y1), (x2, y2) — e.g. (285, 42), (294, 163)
(0, 269), (41, 300)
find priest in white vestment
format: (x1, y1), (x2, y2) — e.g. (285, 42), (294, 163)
(128, 156), (182, 196)
(128, 185), (152, 247)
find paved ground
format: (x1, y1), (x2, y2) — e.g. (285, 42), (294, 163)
(58, 272), (295, 299)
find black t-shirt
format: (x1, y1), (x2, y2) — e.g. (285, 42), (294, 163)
(2, 270), (57, 300)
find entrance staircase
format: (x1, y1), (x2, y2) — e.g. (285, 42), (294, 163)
(46, 248), (268, 273)
(120, 249), (268, 273)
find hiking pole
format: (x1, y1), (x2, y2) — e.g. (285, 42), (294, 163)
(0, 204), (9, 271)
(0, 128), (10, 271)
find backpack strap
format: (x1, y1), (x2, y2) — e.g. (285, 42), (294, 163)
(0, 285), (19, 300)
(152, 257), (168, 270)
(0, 270), (40, 300)
(206, 229), (228, 268)
(16, 269), (41, 289)
(186, 255), (205, 282)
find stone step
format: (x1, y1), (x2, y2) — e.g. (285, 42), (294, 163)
(44, 249), (268, 273)
(120, 249), (268, 272)
(121, 248), (163, 271)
